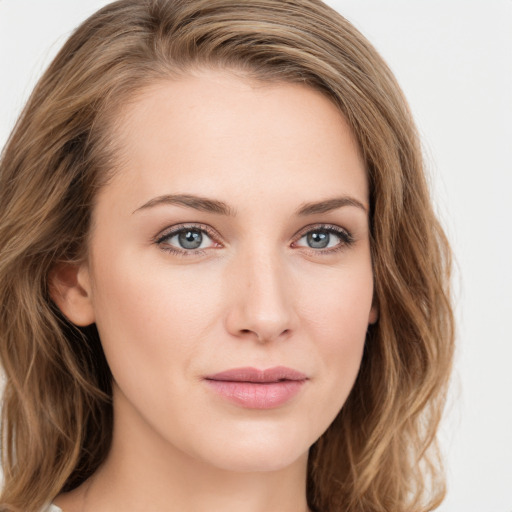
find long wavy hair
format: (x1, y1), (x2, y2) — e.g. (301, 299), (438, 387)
(0, 1), (454, 511)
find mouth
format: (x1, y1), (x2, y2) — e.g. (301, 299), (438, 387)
(204, 366), (308, 409)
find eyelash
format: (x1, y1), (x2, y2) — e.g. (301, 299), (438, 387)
(154, 223), (354, 258)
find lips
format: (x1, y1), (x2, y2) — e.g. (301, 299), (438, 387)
(204, 366), (307, 409)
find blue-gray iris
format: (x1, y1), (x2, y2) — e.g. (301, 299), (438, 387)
(179, 230), (203, 249)
(307, 231), (329, 249)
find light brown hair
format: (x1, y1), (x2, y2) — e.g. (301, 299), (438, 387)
(0, 1), (454, 511)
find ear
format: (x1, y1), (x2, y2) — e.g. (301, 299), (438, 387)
(368, 302), (379, 325)
(49, 262), (95, 326)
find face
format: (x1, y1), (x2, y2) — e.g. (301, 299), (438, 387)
(65, 70), (376, 473)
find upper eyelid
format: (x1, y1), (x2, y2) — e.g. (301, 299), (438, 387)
(154, 223), (219, 243)
(292, 223), (351, 240)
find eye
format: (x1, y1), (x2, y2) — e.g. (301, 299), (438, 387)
(293, 225), (353, 252)
(155, 224), (220, 255)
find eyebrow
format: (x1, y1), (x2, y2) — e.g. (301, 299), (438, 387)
(296, 196), (368, 215)
(133, 194), (236, 216)
(133, 193), (367, 216)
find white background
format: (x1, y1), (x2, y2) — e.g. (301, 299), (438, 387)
(1, 1), (511, 510)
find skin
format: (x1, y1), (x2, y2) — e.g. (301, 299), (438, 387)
(52, 69), (377, 512)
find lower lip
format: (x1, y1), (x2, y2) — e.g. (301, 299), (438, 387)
(205, 379), (306, 409)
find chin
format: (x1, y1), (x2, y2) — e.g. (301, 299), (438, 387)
(189, 421), (314, 473)
(210, 447), (309, 474)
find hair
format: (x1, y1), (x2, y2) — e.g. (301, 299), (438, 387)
(0, 1), (454, 511)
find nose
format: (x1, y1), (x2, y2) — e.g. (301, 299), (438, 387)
(224, 250), (297, 344)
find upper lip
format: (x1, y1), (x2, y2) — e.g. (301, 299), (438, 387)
(205, 366), (307, 383)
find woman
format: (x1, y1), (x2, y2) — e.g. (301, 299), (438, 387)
(0, 1), (454, 511)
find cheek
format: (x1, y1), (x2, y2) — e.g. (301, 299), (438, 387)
(87, 252), (228, 449)
(88, 249), (219, 386)
(301, 262), (373, 344)
(298, 263), (373, 397)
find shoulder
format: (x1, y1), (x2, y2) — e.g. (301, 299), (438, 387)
(41, 505), (63, 512)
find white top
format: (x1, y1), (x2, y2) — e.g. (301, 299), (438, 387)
(43, 505), (63, 512)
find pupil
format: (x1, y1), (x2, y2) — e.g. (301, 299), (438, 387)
(179, 230), (203, 249)
(307, 230), (329, 249)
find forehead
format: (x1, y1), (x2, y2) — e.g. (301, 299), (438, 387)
(99, 69), (368, 212)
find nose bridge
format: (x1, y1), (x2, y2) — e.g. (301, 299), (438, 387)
(226, 242), (295, 342)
